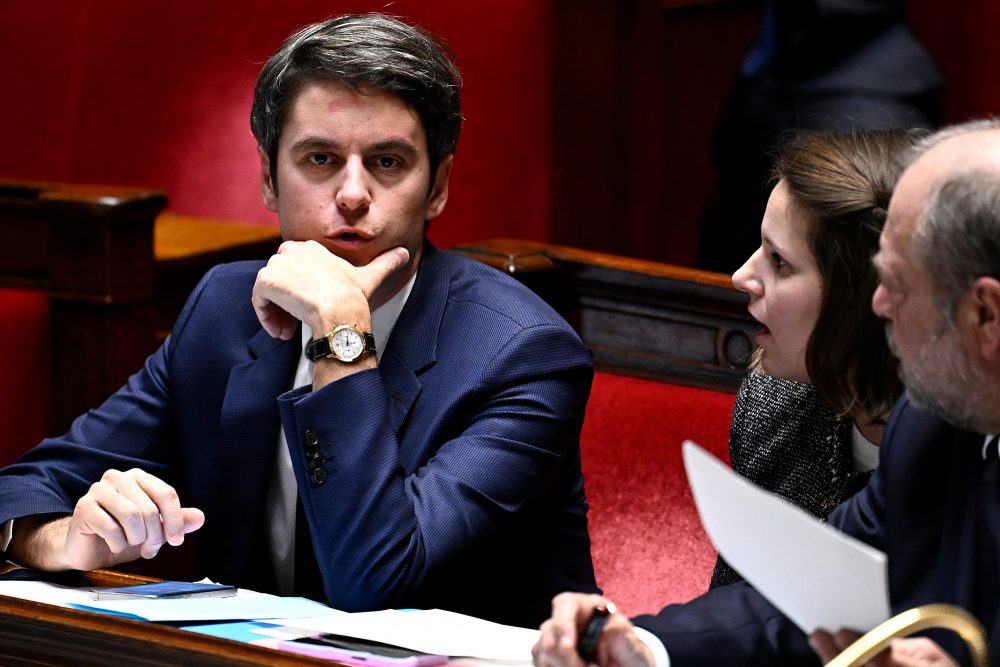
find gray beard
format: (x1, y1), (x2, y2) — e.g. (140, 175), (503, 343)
(886, 322), (989, 433)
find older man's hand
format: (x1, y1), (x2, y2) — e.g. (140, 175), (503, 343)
(810, 629), (959, 667)
(533, 593), (654, 667)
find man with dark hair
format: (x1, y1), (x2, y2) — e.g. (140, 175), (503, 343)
(534, 118), (1000, 665)
(0, 14), (598, 628)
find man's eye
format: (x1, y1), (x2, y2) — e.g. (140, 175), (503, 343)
(770, 252), (787, 269)
(308, 154), (330, 166)
(376, 156), (398, 169)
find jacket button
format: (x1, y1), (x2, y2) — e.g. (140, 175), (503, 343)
(304, 429), (319, 447)
(310, 468), (327, 486)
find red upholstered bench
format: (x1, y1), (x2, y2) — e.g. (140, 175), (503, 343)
(582, 371), (734, 615)
(452, 239), (753, 616)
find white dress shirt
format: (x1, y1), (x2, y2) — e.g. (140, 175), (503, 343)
(265, 271), (416, 595)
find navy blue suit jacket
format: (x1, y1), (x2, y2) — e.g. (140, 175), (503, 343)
(635, 395), (1000, 666)
(0, 244), (599, 628)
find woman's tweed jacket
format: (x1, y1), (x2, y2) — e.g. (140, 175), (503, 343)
(709, 371), (873, 588)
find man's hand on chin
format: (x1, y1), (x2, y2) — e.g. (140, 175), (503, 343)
(251, 240), (409, 341)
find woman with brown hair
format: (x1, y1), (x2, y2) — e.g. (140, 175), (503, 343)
(533, 128), (938, 667)
(711, 128), (922, 587)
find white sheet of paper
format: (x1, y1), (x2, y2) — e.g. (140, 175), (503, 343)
(0, 579), (331, 622)
(682, 440), (891, 633)
(0, 580), (92, 608)
(70, 591), (332, 621)
(287, 608), (537, 662)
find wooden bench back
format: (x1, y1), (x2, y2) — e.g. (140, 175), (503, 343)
(451, 238), (754, 392)
(0, 180), (282, 437)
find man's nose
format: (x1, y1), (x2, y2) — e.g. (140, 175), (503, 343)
(871, 283), (891, 319)
(336, 157), (372, 212)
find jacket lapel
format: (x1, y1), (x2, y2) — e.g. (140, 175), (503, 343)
(213, 327), (300, 585)
(377, 244), (449, 432)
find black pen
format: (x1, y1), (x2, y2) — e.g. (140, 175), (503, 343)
(578, 601), (616, 662)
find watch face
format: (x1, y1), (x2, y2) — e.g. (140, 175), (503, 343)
(331, 327), (364, 362)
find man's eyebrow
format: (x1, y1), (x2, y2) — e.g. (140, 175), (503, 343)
(286, 137), (420, 160)
(288, 136), (340, 154)
(871, 252), (885, 274)
(368, 139), (419, 159)
(871, 252), (897, 284)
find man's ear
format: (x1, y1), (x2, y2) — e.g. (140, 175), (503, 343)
(967, 276), (1000, 360)
(424, 154), (454, 221)
(259, 146), (278, 212)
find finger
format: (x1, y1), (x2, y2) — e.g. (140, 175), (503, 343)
(181, 507), (206, 535)
(72, 493), (131, 555)
(887, 638), (959, 666)
(549, 593), (591, 649)
(131, 469), (187, 546)
(251, 273), (297, 340)
(88, 471), (158, 550)
(536, 620), (586, 667)
(833, 629), (863, 650)
(597, 615), (653, 667)
(809, 630), (841, 662)
(355, 246), (410, 297)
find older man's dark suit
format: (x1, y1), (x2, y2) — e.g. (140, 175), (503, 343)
(634, 395), (1000, 666)
(0, 244), (598, 628)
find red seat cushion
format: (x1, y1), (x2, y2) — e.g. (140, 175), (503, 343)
(0, 288), (49, 464)
(581, 371), (734, 615)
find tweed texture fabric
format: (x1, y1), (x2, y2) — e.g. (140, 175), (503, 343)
(710, 370), (872, 588)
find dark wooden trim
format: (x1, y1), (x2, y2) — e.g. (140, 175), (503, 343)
(0, 179), (282, 435)
(0, 571), (334, 666)
(452, 239), (754, 392)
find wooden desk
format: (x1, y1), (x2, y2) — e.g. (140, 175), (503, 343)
(0, 570), (334, 666)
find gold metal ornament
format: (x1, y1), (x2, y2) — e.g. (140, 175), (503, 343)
(825, 604), (987, 667)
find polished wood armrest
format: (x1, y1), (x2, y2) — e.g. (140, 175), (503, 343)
(0, 180), (282, 435)
(452, 238), (754, 392)
(151, 213), (282, 344)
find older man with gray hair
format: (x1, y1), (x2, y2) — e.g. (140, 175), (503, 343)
(534, 118), (1000, 666)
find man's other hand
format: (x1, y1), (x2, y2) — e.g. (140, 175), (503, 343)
(533, 593), (654, 667)
(8, 468), (204, 572)
(252, 240), (409, 341)
(810, 629), (959, 667)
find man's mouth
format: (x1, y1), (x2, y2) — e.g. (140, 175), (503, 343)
(329, 230), (372, 244)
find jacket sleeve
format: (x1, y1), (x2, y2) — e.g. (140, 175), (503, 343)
(633, 580), (819, 667)
(276, 321), (592, 611)
(0, 265), (220, 522)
